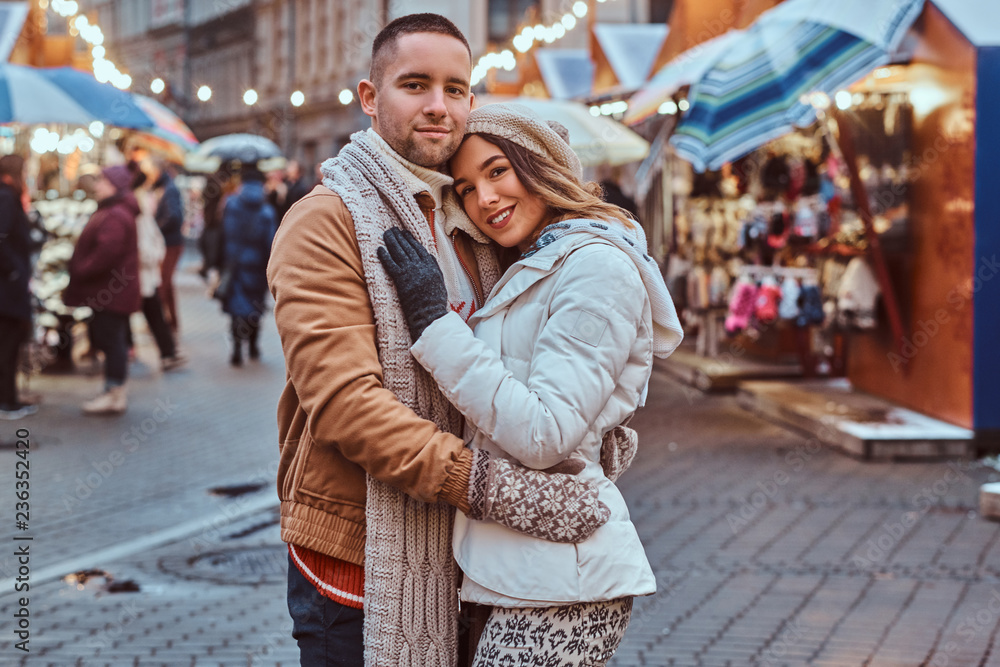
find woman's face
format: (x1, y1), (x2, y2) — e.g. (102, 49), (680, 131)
(93, 175), (117, 202)
(451, 135), (551, 251)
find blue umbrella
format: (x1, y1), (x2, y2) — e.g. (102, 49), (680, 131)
(670, 0), (924, 171)
(0, 64), (153, 129)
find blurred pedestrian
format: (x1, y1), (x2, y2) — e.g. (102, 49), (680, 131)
(129, 161), (185, 371)
(63, 165), (141, 415)
(598, 165), (639, 221)
(282, 160), (310, 216)
(264, 168), (288, 221)
(0, 154), (38, 420)
(198, 167), (231, 278)
(220, 167), (277, 366)
(266, 160), (310, 225)
(152, 160), (184, 334)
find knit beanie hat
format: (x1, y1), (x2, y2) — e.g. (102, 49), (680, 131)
(465, 103), (583, 180)
(442, 102), (585, 244)
(101, 165), (132, 193)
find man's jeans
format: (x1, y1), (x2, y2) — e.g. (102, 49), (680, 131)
(286, 553), (364, 666)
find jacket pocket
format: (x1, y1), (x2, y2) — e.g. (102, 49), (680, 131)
(297, 430), (366, 515)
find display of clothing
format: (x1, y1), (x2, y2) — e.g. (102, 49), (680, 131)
(725, 279), (758, 334)
(837, 257), (881, 330)
(778, 278), (801, 321)
(709, 266), (731, 307)
(796, 285), (825, 327)
(754, 275), (782, 323)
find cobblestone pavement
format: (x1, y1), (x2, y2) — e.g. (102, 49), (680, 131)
(2, 256), (1000, 666)
(613, 370), (1000, 667)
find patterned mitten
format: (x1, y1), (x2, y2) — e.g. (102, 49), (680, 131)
(467, 449), (611, 544)
(600, 425), (639, 482)
(377, 227), (449, 341)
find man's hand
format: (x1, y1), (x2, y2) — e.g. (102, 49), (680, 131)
(377, 227), (449, 342)
(466, 449), (611, 543)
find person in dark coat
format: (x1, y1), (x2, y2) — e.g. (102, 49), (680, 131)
(220, 167), (277, 366)
(597, 165), (639, 222)
(63, 165), (142, 415)
(0, 155), (37, 420)
(266, 160), (310, 226)
(153, 163), (185, 334)
(199, 167), (233, 278)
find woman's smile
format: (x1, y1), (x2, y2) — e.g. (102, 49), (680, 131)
(487, 206), (514, 229)
(451, 135), (550, 250)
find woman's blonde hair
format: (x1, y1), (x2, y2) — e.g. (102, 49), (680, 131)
(472, 133), (635, 235)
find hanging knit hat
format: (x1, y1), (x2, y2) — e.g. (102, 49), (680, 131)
(101, 165), (133, 193)
(796, 284), (825, 327)
(464, 103), (583, 180)
(778, 277), (802, 320)
(754, 275), (782, 324)
(725, 279), (758, 334)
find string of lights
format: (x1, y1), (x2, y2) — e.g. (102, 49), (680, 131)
(42, 0), (132, 90)
(47, 0), (621, 108)
(472, 0), (620, 86)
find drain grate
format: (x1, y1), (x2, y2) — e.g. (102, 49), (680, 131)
(207, 482), (269, 497)
(160, 545), (287, 586)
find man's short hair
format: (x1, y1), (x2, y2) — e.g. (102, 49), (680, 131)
(369, 13), (471, 87)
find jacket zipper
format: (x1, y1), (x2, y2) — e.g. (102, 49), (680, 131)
(451, 232), (483, 310)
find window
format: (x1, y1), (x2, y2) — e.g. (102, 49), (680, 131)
(487, 0), (538, 44)
(649, 0), (674, 24)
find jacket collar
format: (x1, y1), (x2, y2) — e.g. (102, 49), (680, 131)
(471, 227), (603, 322)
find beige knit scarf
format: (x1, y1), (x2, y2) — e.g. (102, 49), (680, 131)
(321, 130), (498, 667)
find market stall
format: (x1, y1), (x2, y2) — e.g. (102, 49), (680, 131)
(0, 62), (199, 374)
(630, 0), (998, 445)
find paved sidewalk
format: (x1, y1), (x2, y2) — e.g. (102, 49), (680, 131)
(0, 258), (294, 665)
(2, 255), (1000, 665)
(613, 368), (1000, 666)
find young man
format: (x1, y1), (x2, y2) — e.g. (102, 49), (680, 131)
(267, 14), (610, 667)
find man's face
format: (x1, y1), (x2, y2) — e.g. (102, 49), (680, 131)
(361, 32), (473, 169)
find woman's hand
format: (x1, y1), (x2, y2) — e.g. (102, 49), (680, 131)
(377, 227), (449, 342)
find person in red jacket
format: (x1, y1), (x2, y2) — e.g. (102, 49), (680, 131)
(63, 165), (141, 415)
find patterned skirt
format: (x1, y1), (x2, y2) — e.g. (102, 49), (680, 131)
(472, 597), (633, 667)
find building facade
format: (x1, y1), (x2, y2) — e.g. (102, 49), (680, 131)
(81, 0), (663, 164)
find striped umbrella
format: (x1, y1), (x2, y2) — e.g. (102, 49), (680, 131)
(132, 95), (198, 151)
(0, 64), (152, 128)
(624, 30), (746, 126)
(670, 0), (924, 171)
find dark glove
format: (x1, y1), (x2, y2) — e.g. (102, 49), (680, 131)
(466, 449), (611, 544)
(377, 227), (449, 342)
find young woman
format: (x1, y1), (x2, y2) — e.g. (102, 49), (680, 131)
(63, 165), (141, 415)
(128, 161), (185, 371)
(378, 103), (683, 666)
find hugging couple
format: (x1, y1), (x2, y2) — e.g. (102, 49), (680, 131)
(266, 12), (683, 667)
